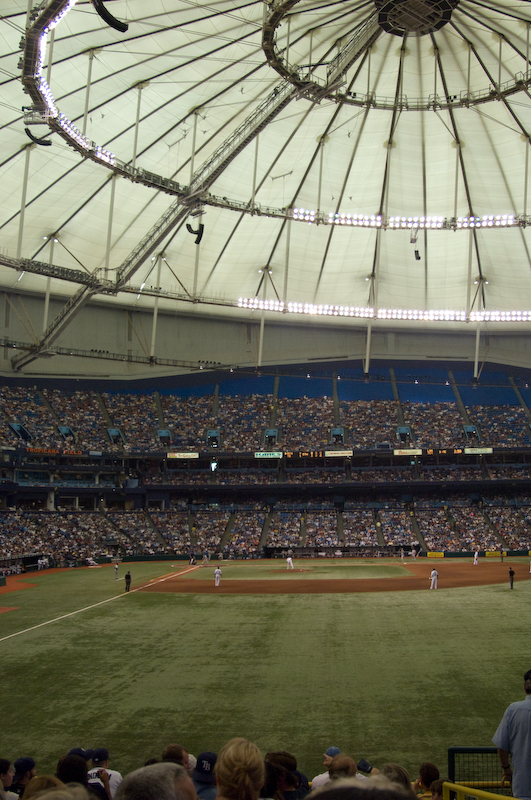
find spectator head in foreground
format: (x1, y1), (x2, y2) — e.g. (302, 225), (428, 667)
(414, 765), (440, 795)
(163, 746), (190, 772)
(380, 766), (415, 798)
(35, 787), (90, 800)
(115, 763), (196, 800)
(215, 738), (264, 800)
(429, 780), (444, 800)
(14, 759), (37, 785)
(311, 775), (415, 800)
(23, 776), (65, 800)
(0, 760), (16, 793)
(328, 759), (358, 782)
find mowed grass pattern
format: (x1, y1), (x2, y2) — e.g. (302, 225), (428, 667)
(183, 562), (411, 580)
(1, 560), (529, 784)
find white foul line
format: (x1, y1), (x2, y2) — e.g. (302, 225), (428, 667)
(0, 565), (201, 643)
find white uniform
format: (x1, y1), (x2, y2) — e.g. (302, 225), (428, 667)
(214, 567), (222, 587)
(114, 563), (119, 579)
(473, 551), (479, 565)
(286, 557), (294, 570)
(411, 549), (417, 561)
(430, 569), (438, 589)
(87, 768), (123, 798)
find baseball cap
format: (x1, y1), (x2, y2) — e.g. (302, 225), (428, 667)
(68, 749), (94, 761)
(92, 749), (109, 763)
(14, 758), (35, 778)
(192, 752), (217, 785)
(324, 747), (341, 759)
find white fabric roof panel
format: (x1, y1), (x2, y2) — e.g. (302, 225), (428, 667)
(1, 0), (531, 352)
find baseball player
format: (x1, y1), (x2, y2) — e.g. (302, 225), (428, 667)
(114, 563), (119, 579)
(473, 551), (479, 565)
(214, 567), (222, 587)
(429, 568), (438, 590)
(286, 555), (294, 569)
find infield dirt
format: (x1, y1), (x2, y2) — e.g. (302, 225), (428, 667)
(139, 558), (530, 594)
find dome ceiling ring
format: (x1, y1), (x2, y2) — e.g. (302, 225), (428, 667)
(262, 0), (531, 110)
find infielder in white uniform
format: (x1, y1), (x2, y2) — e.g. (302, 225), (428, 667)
(429, 568), (438, 589)
(286, 557), (294, 570)
(214, 567), (222, 587)
(473, 551), (479, 565)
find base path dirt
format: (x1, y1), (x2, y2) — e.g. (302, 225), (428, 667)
(139, 559), (531, 595)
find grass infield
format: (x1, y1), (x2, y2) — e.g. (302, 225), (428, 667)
(2, 558), (530, 785)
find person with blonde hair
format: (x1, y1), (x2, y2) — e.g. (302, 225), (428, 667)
(215, 739), (264, 800)
(22, 776), (64, 800)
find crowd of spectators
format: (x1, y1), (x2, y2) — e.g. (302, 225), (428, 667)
(342, 510), (379, 547)
(102, 393), (160, 452)
(217, 469), (277, 485)
(486, 466), (531, 480)
(276, 397), (334, 450)
(450, 508), (501, 550)
(149, 511), (191, 553)
(160, 395), (215, 449)
(266, 512), (303, 547)
(339, 400), (398, 448)
(305, 512), (339, 547)
(415, 509), (462, 552)
(191, 511), (229, 553)
(217, 395), (272, 451)
(0, 510), (124, 563)
(4, 494), (531, 562)
(467, 404), (531, 448)
(284, 469), (346, 484)
(0, 386), (64, 449)
(3, 385), (531, 457)
(401, 401), (465, 449)
(224, 511), (264, 557)
(418, 467), (484, 482)
(106, 510), (165, 554)
(484, 507), (531, 549)
(0, 738), (445, 800)
(44, 389), (110, 451)
(350, 468), (412, 483)
(378, 510), (417, 547)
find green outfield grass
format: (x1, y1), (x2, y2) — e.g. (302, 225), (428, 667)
(1, 560), (529, 786)
(185, 561), (411, 580)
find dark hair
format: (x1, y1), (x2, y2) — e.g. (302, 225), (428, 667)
(0, 762), (11, 778)
(260, 762), (283, 800)
(265, 752), (298, 789)
(162, 745), (187, 765)
(418, 764), (439, 790)
(429, 779), (445, 798)
(56, 756), (88, 786)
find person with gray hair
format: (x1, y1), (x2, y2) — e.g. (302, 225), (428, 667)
(115, 763), (196, 800)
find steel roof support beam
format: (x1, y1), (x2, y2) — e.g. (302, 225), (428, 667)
(116, 80), (297, 289)
(11, 283), (105, 370)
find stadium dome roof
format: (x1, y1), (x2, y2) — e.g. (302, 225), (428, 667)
(2, 0), (531, 376)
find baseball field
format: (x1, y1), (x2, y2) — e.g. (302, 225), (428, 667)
(1, 556), (530, 783)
